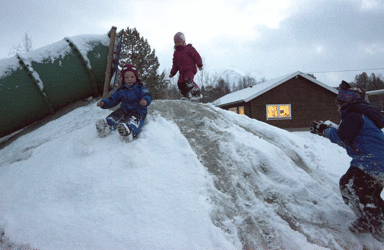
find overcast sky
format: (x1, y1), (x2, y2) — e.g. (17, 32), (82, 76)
(1, 0), (384, 87)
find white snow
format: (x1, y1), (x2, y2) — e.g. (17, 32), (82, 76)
(66, 34), (110, 70)
(17, 39), (72, 65)
(1, 32), (383, 249)
(0, 34), (110, 93)
(0, 102), (238, 250)
(16, 34), (109, 67)
(1, 99), (384, 249)
(0, 56), (21, 80)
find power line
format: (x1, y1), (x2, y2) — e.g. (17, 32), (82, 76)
(307, 67), (384, 74)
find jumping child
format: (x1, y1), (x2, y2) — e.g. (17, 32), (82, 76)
(169, 32), (203, 101)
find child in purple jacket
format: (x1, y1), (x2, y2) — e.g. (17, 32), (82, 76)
(169, 32), (203, 101)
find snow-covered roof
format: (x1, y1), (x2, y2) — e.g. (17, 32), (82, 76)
(213, 71), (338, 107)
(365, 89), (384, 101)
(366, 89), (384, 96)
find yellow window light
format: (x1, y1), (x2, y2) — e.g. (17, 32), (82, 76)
(229, 107), (238, 113)
(239, 106), (245, 115)
(268, 105), (278, 118)
(280, 105), (290, 117)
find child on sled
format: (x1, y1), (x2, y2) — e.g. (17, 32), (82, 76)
(96, 64), (152, 141)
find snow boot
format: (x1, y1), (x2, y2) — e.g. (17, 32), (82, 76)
(349, 218), (370, 233)
(180, 92), (192, 101)
(185, 79), (194, 90)
(117, 123), (133, 141)
(96, 119), (111, 138)
(190, 93), (203, 102)
(185, 79), (201, 96)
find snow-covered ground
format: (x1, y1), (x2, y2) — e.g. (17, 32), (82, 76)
(0, 99), (383, 250)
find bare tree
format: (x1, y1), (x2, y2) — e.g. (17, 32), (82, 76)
(22, 32), (33, 52)
(196, 58), (219, 88)
(196, 57), (207, 86)
(9, 32), (33, 56)
(233, 74), (260, 91)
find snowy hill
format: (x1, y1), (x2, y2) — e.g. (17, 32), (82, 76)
(1, 99), (384, 249)
(219, 68), (244, 85)
(218, 67), (264, 88)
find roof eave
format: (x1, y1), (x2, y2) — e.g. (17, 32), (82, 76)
(215, 100), (245, 107)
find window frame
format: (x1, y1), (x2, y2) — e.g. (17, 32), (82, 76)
(266, 104), (292, 120)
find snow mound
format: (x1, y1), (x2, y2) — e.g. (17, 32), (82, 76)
(0, 100), (382, 249)
(150, 100), (382, 249)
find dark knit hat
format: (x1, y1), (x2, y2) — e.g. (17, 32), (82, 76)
(336, 80), (364, 104)
(120, 64), (140, 84)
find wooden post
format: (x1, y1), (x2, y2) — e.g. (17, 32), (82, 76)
(103, 26), (117, 99)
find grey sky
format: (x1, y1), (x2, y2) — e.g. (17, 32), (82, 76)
(1, 0), (383, 87)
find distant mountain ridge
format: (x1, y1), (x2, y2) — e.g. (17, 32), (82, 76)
(217, 67), (265, 87)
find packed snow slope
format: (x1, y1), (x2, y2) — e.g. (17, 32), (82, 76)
(1, 99), (383, 250)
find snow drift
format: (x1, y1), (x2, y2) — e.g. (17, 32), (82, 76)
(0, 99), (383, 249)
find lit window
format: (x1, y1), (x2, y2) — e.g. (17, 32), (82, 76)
(268, 106), (278, 118)
(229, 107), (238, 113)
(228, 106), (245, 115)
(279, 105), (290, 117)
(239, 106), (244, 115)
(266, 104), (291, 120)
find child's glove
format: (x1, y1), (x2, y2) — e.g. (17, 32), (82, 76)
(169, 73), (174, 78)
(310, 121), (330, 136)
(140, 99), (147, 106)
(97, 101), (105, 108)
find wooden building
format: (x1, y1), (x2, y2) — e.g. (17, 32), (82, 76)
(213, 71), (340, 130)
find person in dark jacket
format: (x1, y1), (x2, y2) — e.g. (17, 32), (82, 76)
(96, 64), (152, 141)
(169, 32), (203, 101)
(310, 80), (384, 241)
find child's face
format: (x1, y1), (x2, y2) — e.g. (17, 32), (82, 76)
(124, 71), (136, 86)
(175, 41), (185, 46)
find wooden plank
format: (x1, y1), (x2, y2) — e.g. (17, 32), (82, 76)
(103, 26), (117, 99)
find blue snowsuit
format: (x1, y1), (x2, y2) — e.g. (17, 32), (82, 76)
(100, 83), (152, 137)
(324, 100), (384, 178)
(324, 100), (384, 229)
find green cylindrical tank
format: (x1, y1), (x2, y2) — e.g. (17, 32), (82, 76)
(0, 34), (110, 138)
